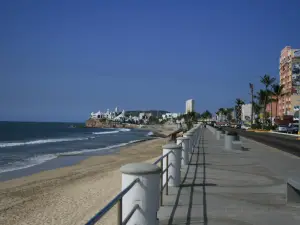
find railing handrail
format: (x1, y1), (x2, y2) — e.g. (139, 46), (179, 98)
(85, 140), (185, 224)
(85, 178), (140, 225)
(153, 151), (172, 165)
(166, 128), (183, 137)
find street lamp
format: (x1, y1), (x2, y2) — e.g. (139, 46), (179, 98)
(295, 104), (300, 135)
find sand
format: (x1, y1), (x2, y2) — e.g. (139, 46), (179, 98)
(0, 125), (176, 225)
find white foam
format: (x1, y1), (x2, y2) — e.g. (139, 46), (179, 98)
(0, 139), (144, 174)
(92, 130), (119, 135)
(58, 139), (141, 156)
(118, 128), (131, 132)
(0, 137), (90, 148)
(92, 128), (131, 135)
(0, 154), (57, 173)
(0, 128), (132, 148)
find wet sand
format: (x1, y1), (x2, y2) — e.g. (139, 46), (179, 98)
(0, 125), (177, 225)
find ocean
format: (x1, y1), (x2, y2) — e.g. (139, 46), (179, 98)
(0, 121), (151, 180)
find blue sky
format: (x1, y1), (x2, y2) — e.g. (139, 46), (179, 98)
(0, 0), (299, 122)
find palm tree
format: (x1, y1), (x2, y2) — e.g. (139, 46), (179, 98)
(252, 101), (261, 115)
(184, 111), (197, 129)
(260, 74), (276, 123)
(225, 108), (234, 122)
(201, 110), (212, 120)
(235, 98), (245, 124)
(216, 108), (225, 122)
(272, 84), (284, 118)
(255, 89), (270, 125)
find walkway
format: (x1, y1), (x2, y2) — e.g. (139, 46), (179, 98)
(158, 128), (300, 225)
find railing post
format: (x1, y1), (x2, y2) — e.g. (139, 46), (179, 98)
(117, 199), (122, 225)
(160, 159), (163, 206)
(120, 163), (161, 225)
(184, 132), (194, 154)
(216, 130), (221, 140)
(166, 154), (169, 195)
(224, 133), (234, 150)
(162, 143), (182, 187)
(176, 137), (189, 166)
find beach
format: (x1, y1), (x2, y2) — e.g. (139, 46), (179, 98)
(0, 125), (176, 225)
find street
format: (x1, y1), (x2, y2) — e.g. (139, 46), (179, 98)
(224, 128), (300, 157)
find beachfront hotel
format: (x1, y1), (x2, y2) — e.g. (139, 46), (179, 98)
(185, 99), (195, 113)
(278, 46), (300, 116)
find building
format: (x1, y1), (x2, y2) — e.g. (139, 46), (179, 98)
(185, 99), (195, 113)
(241, 104), (252, 123)
(266, 96), (278, 118)
(162, 113), (181, 120)
(278, 46), (300, 117)
(90, 107), (124, 120)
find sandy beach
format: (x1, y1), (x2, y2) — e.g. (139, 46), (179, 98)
(0, 125), (177, 225)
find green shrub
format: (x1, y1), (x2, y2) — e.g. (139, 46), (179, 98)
(227, 131), (238, 136)
(251, 124), (262, 129)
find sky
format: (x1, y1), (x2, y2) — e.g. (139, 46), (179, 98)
(0, 0), (299, 122)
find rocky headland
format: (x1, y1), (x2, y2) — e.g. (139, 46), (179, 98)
(85, 118), (138, 128)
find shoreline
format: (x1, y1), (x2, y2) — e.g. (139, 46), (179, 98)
(0, 124), (173, 181)
(0, 124), (178, 225)
(0, 138), (169, 225)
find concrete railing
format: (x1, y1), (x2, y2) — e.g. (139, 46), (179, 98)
(85, 124), (202, 225)
(207, 125), (241, 150)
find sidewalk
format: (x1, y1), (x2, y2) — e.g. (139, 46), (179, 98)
(158, 128), (300, 225)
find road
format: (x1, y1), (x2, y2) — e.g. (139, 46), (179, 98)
(224, 128), (300, 157)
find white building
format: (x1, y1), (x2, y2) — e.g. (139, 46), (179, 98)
(216, 114), (226, 122)
(162, 113), (181, 120)
(241, 104), (252, 122)
(90, 107), (124, 120)
(185, 99), (195, 113)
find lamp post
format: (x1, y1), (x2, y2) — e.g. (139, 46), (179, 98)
(295, 103), (300, 135)
(249, 83), (254, 126)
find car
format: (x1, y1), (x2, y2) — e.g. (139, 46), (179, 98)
(241, 124), (250, 130)
(287, 124), (299, 134)
(276, 125), (288, 133)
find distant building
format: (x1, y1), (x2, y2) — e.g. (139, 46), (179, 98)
(216, 114), (226, 122)
(266, 96), (278, 118)
(185, 99), (195, 113)
(241, 104), (252, 122)
(90, 107), (123, 120)
(139, 112), (152, 120)
(278, 46), (300, 116)
(139, 112), (145, 120)
(162, 113), (181, 120)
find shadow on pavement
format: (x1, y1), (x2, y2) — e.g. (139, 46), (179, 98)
(167, 129), (215, 225)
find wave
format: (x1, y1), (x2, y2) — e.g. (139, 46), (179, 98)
(0, 154), (57, 173)
(92, 131), (119, 135)
(0, 128), (132, 148)
(0, 137), (90, 148)
(0, 139), (144, 174)
(58, 139), (141, 156)
(92, 128), (131, 135)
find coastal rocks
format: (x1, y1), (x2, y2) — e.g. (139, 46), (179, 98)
(85, 118), (137, 128)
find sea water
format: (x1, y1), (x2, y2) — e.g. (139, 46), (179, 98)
(0, 121), (151, 180)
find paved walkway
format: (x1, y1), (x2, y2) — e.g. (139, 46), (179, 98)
(158, 128), (300, 225)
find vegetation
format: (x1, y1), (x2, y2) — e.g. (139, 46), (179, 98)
(271, 84), (285, 118)
(200, 110), (212, 120)
(230, 74), (284, 130)
(235, 99), (245, 124)
(216, 107), (234, 122)
(217, 73), (286, 130)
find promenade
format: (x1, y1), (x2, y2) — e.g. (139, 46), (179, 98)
(158, 127), (300, 225)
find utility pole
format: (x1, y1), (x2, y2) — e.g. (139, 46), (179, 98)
(250, 83), (254, 126)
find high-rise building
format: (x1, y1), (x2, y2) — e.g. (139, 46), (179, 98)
(278, 46), (300, 116)
(185, 99), (195, 113)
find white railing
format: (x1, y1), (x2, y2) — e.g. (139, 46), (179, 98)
(85, 124), (202, 225)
